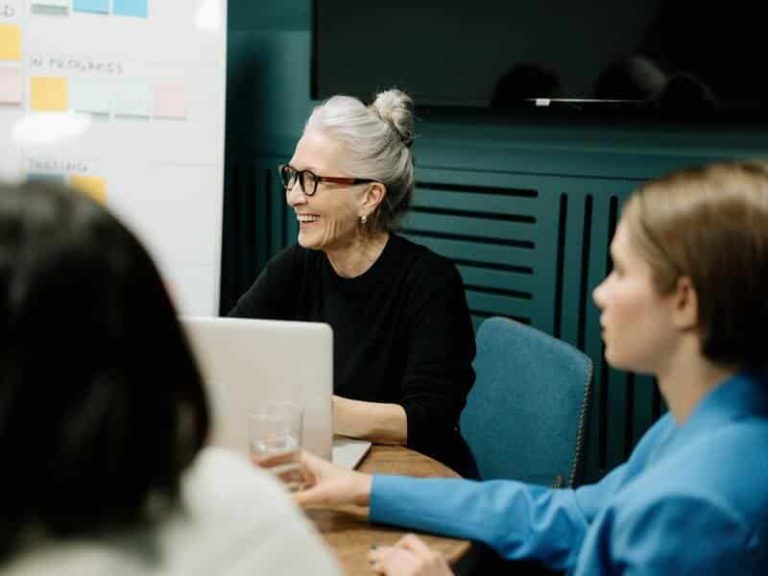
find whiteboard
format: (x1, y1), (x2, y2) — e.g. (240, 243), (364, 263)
(0, 0), (227, 315)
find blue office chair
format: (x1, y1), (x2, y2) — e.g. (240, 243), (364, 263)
(460, 317), (592, 487)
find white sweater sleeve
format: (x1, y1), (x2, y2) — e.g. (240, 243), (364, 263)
(167, 447), (342, 576)
(0, 448), (342, 576)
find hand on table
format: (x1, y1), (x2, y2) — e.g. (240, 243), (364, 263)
(294, 450), (373, 507)
(369, 534), (454, 576)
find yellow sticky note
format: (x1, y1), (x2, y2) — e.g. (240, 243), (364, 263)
(0, 24), (22, 61)
(31, 76), (68, 111)
(70, 175), (107, 204)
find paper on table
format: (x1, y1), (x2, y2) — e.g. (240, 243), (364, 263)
(332, 437), (372, 470)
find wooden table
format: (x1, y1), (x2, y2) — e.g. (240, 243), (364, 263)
(306, 445), (471, 575)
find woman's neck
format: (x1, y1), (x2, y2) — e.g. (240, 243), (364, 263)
(325, 230), (390, 278)
(656, 343), (737, 424)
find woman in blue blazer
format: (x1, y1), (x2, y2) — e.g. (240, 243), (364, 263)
(294, 160), (768, 575)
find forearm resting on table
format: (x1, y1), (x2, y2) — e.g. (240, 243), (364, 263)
(333, 395), (407, 444)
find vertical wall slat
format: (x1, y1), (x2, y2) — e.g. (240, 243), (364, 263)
(254, 162), (268, 273)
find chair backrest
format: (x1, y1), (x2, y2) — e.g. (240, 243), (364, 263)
(460, 317), (592, 487)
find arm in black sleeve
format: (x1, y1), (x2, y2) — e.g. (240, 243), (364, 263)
(228, 246), (300, 319)
(398, 256), (476, 460)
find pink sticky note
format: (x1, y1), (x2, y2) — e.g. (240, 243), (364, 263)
(0, 67), (22, 104)
(153, 83), (186, 119)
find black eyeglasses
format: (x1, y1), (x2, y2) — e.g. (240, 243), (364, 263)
(279, 164), (377, 197)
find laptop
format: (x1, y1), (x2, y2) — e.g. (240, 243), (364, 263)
(182, 317), (371, 469)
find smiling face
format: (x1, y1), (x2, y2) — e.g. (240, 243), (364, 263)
(285, 129), (366, 254)
(592, 221), (681, 375)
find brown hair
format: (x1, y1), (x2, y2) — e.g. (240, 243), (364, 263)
(622, 160), (768, 371)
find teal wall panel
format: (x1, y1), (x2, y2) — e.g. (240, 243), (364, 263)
(224, 0), (768, 482)
(229, 0), (309, 31)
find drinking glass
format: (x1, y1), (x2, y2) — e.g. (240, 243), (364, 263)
(249, 402), (304, 492)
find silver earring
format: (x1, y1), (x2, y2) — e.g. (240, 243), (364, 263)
(360, 215), (368, 225)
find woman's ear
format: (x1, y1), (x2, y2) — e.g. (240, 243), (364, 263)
(361, 182), (386, 215)
(673, 276), (699, 331)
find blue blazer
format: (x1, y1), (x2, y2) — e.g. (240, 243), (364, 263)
(370, 372), (768, 574)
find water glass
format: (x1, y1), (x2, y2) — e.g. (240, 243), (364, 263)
(249, 402), (303, 492)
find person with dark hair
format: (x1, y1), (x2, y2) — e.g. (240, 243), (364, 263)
(230, 89), (477, 477)
(0, 181), (340, 575)
(293, 161), (768, 575)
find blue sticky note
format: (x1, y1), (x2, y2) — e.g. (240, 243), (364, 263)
(70, 80), (111, 115)
(112, 81), (151, 118)
(73, 0), (109, 14)
(113, 0), (148, 18)
(27, 173), (67, 184)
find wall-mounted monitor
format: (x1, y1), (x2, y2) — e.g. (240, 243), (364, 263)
(313, 0), (767, 120)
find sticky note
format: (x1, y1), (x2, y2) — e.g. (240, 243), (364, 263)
(30, 0), (70, 15)
(113, 0), (148, 18)
(112, 81), (151, 118)
(0, 24), (22, 61)
(32, 0), (70, 7)
(153, 83), (186, 119)
(31, 76), (68, 111)
(73, 0), (109, 14)
(70, 80), (110, 115)
(0, 67), (22, 104)
(70, 175), (107, 204)
(26, 173), (67, 184)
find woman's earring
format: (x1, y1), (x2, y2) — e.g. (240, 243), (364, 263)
(360, 215), (368, 225)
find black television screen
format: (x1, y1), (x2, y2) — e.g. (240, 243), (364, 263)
(313, 0), (767, 118)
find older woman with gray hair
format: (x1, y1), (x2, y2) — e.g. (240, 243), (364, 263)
(230, 89), (476, 476)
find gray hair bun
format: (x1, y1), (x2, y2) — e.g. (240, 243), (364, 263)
(370, 89), (414, 148)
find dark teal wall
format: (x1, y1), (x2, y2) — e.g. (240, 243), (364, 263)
(225, 0), (767, 166)
(223, 0), (768, 481)
(230, 0), (309, 31)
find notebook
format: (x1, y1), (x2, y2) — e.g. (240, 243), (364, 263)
(182, 316), (370, 469)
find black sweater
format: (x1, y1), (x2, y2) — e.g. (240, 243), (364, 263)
(230, 234), (477, 475)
